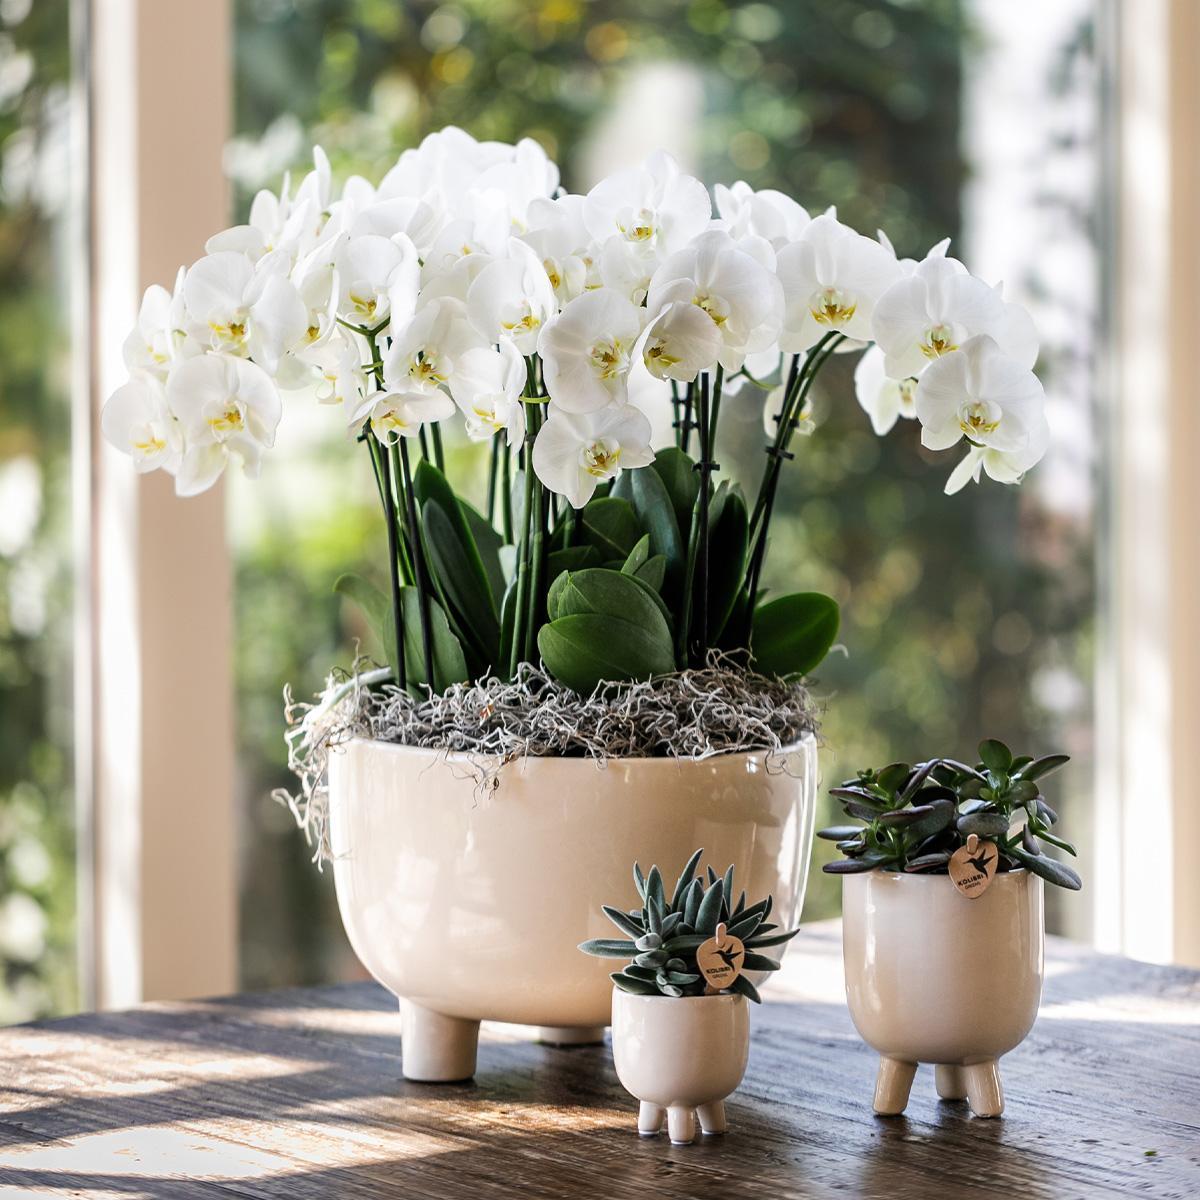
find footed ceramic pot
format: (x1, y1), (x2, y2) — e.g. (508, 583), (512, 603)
(327, 736), (817, 1081)
(611, 990), (750, 1144)
(842, 869), (1044, 1118)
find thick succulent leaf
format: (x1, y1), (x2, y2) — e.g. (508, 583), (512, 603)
(579, 938), (638, 957)
(740, 951), (781, 972)
(978, 738), (1013, 773)
(905, 798), (956, 840)
(823, 852), (894, 874)
(694, 881), (725, 934)
(1036, 797), (1059, 825)
(745, 926), (800, 948)
(957, 811), (1012, 838)
(842, 799), (890, 823)
(579, 496), (643, 560)
(623, 964), (660, 982)
(537, 611), (675, 694)
(649, 446), (699, 537)
(682, 878), (703, 928)
(612, 972), (662, 996)
(663, 933), (707, 954)
(415, 461), (498, 612)
(659, 970), (701, 986)
(634, 950), (667, 968)
(904, 851), (952, 871)
(633, 862), (647, 900)
(729, 974), (762, 1003)
(602, 905), (645, 938)
(726, 911), (764, 941)
(1036, 828), (1078, 856)
(751, 591), (840, 678)
(1009, 780), (1040, 804)
(660, 911), (684, 937)
(817, 825), (864, 841)
(876, 762), (911, 794)
(829, 787), (887, 808)
(877, 805), (935, 827)
(670, 849), (704, 910)
(1015, 753), (1070, 782)
(1011, 846), (1083, 890)
(645, 866), (665, 912)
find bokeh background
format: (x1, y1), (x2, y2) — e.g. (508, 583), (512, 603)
(1, 0), (1102, 1016)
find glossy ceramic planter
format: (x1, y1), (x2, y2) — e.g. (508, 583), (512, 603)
(327, 735), (817, 1081)
(842, 869), (1044, 1117)
(611, 990), (750, 1144)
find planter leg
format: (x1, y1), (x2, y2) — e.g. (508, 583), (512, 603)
(637, 1101), (665, 1136)
(935, 1064), (968, 1101)
(873, 1056), (917, 1116)
(697, 1100), (727, 1136)
(963, 1059), (1004, 1118)
(667, 1106), (697, 1145)
(399, 1000), (480, 1082)
(536, 1025), (606, 1046)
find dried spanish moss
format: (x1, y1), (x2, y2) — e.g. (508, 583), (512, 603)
(274, 653), (818, 864)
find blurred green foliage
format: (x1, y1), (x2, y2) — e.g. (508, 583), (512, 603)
(0, 0), (77, 1019)
(233, 0), (1096, 990)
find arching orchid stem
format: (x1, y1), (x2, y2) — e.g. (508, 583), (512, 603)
(375, 438), (407, 694)
(746, 334), (844, 609)
(693, 367), (722, 664)
(396, 438), (436, 692)
(486, 432), (501, 524)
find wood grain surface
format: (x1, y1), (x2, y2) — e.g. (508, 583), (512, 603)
(0, 923), (1196, 1199)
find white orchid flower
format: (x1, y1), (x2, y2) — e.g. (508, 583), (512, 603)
(915, 334), (1047, 468)
(348, 197), (443, 259)
(309, 327), (367, 409)
(450, 340), (528, 447)
(420, 249), (496, 306)
(466, 237), (556, 353)
(853, 344), (917, 435)
(538, 288), (646, 413)
(761, 381), (815, 439)
(645, 230), (783, 373)
(532, 404), (655, 509)
(122, 270), (195, 379)
(182, 251), (308, 374)
(166, 353), (283, 495)
(101, 374), (183, 475)
(871, 252), (1008, 381)
(383, 297), (486, 395)
(714, 181), (810, 249)
(521, 193), (595, 304)
(776, 210), (901, 352)
(597, 234), (657, 306)
(334, 232), (420, 331)
(583, 150), (711, 263)
(636, 300), (723, 383)
(943, 422), (1050, 495)
(467, 136), (561, 233)
(348, 383), (456, 446)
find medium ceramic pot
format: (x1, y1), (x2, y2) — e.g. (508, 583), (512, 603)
(327, 735), (817, 1081)
(841, 869), (1044, 1117)
(610, 990), (750, 1144)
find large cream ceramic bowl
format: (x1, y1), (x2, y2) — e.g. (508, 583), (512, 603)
(842, 869), (1044, 1117)
(327, 735), (818, 1080)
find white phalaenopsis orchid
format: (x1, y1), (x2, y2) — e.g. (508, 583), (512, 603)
(182, 251), (308, 374)
(103, 117), (1052, 710)
(450, 340), (527, 447)
(583, 150), (711, 263)
(166, 354), (282, 495)
(532, 405), (655, 508)
(466, 238), (557, 353)
(538, 288), (645, 412)
(870, 251), (1010, 381)
(101, 375), (183, 475)
(645, 230), (783, 373)
(714, 181), (810, 249)
(853, 344), (917, 436)
(915, 334), (1048, 470)
(776, 210), (901, 352)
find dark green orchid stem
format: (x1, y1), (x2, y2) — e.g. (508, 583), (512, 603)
(500, 438), (513, 542)
(395, 437), (436, 692)
(430, 422), (445, 472)
(486, 432), (501, 524)
(746, 334), (843, 609)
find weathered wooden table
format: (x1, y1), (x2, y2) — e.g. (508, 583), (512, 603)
(1, 922), (1197, 1199)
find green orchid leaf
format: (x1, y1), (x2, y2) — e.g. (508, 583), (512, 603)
(422, 500), (500, 667)
(649, 446), (699, 537)
(547, 545), (602, 581)
(634, 554), (667, 593)
(333, 572), (396, 669)
(612, 462), (686, 600)
(461, 499), (506, 607)
(579, 496), (642, 560)
(751, 591), (840, 678)
(397, 587), (469, 692)
(620, 533), (651, 576)
(695, 482), (748, 644)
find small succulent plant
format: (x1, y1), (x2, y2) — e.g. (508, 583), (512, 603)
(579, 849), (799, 1001)
(819, 738), (1081, 890)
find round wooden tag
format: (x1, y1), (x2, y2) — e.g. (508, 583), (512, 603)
(696, 923), (745, 990)
(949, 834), (998, 899)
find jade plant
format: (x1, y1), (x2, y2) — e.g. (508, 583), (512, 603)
(819, 738), (1081, 890)
(579, 849), (799, 1000)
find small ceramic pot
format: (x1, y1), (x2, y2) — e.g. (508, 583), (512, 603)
(842, 868), (1044, 1118)
(610, 989), (750, 1144)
